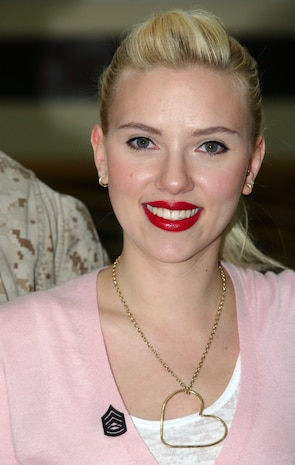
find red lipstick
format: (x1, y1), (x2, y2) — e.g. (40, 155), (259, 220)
(143, 201), (202, 232)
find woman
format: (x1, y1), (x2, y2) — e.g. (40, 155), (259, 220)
(0, 8), (294, 465)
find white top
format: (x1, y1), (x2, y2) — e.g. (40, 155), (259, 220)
(132, 355), (241, 464)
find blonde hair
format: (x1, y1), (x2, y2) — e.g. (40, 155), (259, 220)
(99, 8), (284, 272)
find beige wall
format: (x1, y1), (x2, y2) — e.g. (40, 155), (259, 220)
(0, 0), (294, 162)
(2, 1), (295, 37)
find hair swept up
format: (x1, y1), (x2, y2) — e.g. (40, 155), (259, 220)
(98, 8), (284, 272)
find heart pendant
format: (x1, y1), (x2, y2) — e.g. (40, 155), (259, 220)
(160, 388), (228, 448)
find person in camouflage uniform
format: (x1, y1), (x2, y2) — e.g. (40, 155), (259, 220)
(0, 151), (109, 303)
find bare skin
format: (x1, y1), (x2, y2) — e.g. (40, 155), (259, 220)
(96, 264), (239, 420)
(92, 66), (264, 421)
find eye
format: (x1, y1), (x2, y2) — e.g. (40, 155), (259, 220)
(198, 140), (228, 156)
(127, 136), (156, 151)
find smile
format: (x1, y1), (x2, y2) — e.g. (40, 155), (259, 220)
(143, 201), (202, 232)
(146, 205), (199, 221)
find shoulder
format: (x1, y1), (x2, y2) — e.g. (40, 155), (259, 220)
(0, 270), (100, 358)
(0, 150), (99, 234)
(0, 152), (109, 301)
(0, 150), (93, 228)
(0, 150), (35, 178)
(0, 270), (103, 388)
(224, 262), (295, 317)
(225, 263), (294, 294)
(0, 150), (37, 202)
(0, 270), (99, 323)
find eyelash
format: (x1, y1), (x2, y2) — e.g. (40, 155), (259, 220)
(199, 141), (228, 156)
(126, 136), (155, 151)
(126, 137), (228, 155)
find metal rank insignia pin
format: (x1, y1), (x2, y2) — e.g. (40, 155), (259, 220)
(101, 405), (127, 437)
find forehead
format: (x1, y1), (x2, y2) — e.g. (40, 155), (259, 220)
(108, 66), (249, 130)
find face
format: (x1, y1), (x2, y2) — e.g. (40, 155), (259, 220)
(91, 67), (264, 263)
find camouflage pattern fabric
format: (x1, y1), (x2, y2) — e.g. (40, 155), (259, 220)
(0, 151), (109, 303)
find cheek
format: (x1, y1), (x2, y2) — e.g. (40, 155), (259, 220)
(107, 155), (133, 189)
(107, 163), (146, 219)
(202, 168), (246, 215)
(108, 154), (153, 192)
(202, 168), (244, 196)
(221, 173), (244, 196)
(109, 166), (138, 193)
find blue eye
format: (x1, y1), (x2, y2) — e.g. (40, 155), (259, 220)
(200, 141), (228, 155)
(127, 136), (154, 150)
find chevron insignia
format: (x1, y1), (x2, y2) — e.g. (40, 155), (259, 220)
(101, 405), (127, 437)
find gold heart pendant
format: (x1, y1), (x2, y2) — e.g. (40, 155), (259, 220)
(160, 388), (228, 448)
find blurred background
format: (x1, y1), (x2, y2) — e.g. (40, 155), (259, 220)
(1, 0), (294, 267)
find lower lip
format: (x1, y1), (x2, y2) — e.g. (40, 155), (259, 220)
(143, 206), (202, 232)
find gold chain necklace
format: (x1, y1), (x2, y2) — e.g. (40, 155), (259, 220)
(112, 256), (228, 448)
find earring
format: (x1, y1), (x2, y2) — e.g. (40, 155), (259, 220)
(246, 180), (254, 193)
(98, 175), (108, 188)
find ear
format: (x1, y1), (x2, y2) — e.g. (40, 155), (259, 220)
(90, 124), (108, 182)
(242, 135), (265, 195)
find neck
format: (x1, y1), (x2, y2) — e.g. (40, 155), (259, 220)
(114, 251), (223, 323)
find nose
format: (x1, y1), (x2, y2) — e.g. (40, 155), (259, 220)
(156, 152), (194, 194)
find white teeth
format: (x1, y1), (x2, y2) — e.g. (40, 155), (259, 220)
(146, 205), (199, 221)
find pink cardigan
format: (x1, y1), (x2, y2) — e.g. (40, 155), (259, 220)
(0, 264), (295, 464)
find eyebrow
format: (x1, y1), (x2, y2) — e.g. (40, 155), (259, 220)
(117, 123), (161, 135)
(117, 122), (238, 137)
(192, 126), (238, 137)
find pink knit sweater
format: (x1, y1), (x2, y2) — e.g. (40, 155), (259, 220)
(0, 264), (294, 464)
